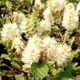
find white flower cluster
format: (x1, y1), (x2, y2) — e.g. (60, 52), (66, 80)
(55, 44), (71, 66)
(62, 3), (79, 31)
(1, 23), (20, 41)
(22, 35), (71, 68)
(12, 12), (27, 33)
(38, 20), (51, 35)
(21, 35), (41, 68)
(12, 12), (26, 25)
(1, 0), (80, 71)
(1, 11), (27, 41)
(1, 12), (26, 53)
(43, 8), (54, 25)
(38, 2), (55, 36)
(11, 37), (25, 53)
(47, 0), (67, 13)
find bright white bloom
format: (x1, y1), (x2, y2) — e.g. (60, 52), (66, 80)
(55, 44), (71, 66)
(38, 20), (51, 35)
(12, 12), (27, 33)
(62, 3), (79, 31)
(43, 8), (54, 25)
(21, 35), (71, 67)
(21, 35), (58, 67)
(12, 12), (26, 24)
(42, 37), (57, 55)
(42, 37), (58, 65)
(12, 37), (25, 53)
(47, 0), (67, 13)
(21, 35), (41, 68)
(76, 2), (80, 12)
(1, 23), (20, 41)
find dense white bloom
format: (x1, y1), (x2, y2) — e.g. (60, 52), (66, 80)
(62, 3), (79, 31)
(21, 34), (71, 67)
(1, 23), (20, 41)
(47, 0), (67, 13)
(42, 37), (57, 55)
(43, 8), (54, 25)
(21, 35), (58, 67)
(12, 12), (27, 33)
(38, 20), (51, 35)
(12, 12), (26, 24)
(42, 37), (58, 65)
(55, 44), (71, 66)
(42, 39), (71, 66)
(76, 2), (80, 12)
(12, 37), (25, 53)
(21, 35), (41, 68)
(13, 12), (27, 31)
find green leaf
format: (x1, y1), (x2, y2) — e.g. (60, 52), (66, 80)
(42, 30), (50, 36)
(11, 61), (20, 69)
(54, 17), (62, 25)
(6, 1), (12, 11)
(13, 58), (22, 64)
(70, 50), (79, 60)
(1, 54), (10, 60)
(31, 63), (49, 80)
(0, 70), (7, 76)
(15, 75), (25, 80)
(52, 64), (73, 80)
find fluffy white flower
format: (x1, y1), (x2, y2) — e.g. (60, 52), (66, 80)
(42, 37), (57, 54)
(55, 44), (71, 66)
(43, 8), (54, 25)
(21, 35), (41, 68)
(47, 0), (67, 13)
(21, 35), (58, 67)
(76, 2), (80, 12)
(62, 3), (79, 31)
(21, 35), (71, 67)
(12, 12), (27, 33)
(12, 12), (26, 24)
(42, 37), (58, 65)
(12, 37), (25, 53)
(38, 20), (51, 36)
(1, 23), (20, 41)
